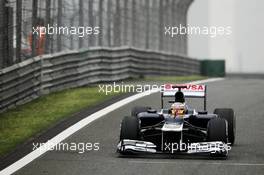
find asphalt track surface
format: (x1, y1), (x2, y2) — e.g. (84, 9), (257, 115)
(12, 78), (264, 175)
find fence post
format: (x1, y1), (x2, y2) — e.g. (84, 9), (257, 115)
(88, 0), (94, 47)
(31, 0), (38, 57)
(45, 0), (51, 54)
(7, 7), (14, 66)
(0, 1), (6, 68)
(122, 0), (128, 46)
(79, 0), (84, 48)
(98, 0), (103, 46)
(107, 0), (112, 46)
(158, 0), (163, 51)
(57, 0), (62, 52)
(131, 0), (136, 47)
(145, 0), (150, 49)
(16, 0), (22, 62)
(114, 0), (121, 47)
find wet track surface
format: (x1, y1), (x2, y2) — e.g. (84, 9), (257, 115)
(14, 78), (264, 175)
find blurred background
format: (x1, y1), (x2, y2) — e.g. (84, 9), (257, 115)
(1, 0), (263, 74)
(188, 0), (264, 73)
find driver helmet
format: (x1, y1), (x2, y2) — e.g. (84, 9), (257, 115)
(171, 102), (186, 118)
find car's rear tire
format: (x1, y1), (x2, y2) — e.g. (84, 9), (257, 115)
(214, 108), (235, 145)
(131, 106), (150, 117)
(120, 116), (140, 140)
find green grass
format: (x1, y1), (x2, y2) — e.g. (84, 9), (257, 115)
(0, 86), (119, 157)
(144, 75), (206, 82)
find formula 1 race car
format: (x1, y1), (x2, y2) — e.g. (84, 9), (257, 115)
(117, 84), (236, 157)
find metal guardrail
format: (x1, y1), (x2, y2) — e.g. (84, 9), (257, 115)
(0, 47), (200, 112)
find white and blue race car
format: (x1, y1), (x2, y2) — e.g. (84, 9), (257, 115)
(117, 84), (235, 157)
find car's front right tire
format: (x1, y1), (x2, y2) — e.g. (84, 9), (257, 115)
(120, 116), (140, 140)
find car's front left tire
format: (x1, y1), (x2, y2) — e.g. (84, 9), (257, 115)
(207, 117), (228, 143)
(207, 118), (228, 158)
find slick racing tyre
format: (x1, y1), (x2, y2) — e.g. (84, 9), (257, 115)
(207, 118), (228, 158)
(214, 108), (236, 145)
(207, 118), (228, 143)
(120, 116), (140, 140)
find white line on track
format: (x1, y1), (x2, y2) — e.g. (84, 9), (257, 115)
(128, 160), (264, 166)
(0, 78), (224, 175)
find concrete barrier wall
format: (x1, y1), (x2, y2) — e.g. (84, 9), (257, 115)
(0, 47), (200, 112)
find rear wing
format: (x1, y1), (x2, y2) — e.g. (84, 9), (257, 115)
(161, 84), (207, 110)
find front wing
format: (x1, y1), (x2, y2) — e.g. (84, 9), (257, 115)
(117, 139), (229, 156)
